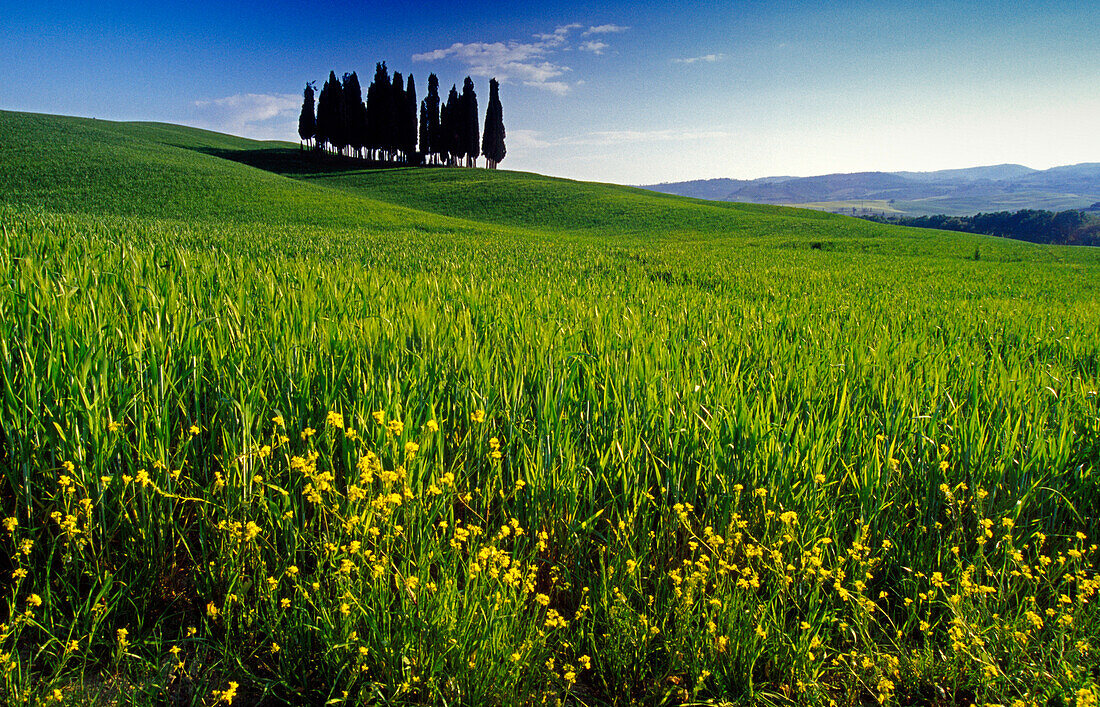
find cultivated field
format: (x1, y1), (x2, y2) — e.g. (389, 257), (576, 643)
(1, 110), (1098, 706)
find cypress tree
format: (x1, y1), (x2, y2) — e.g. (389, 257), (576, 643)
(424, 73), (441, 165)
(481, 78), (506, 169)
(460, 77), (479, 167)
(444, 85), (461, 166)
(314, 76), (326, 152)
(329, 73), (347, 156)
(297, 82), (315, 151)
(404, 74), (418, 162)
(419, 98), (430, 165)
(438, 91), (450, 166)
(390, 71), (405, 161)
(366, 63), (391, 161)
(315, 72), (338, 154)
(342, 72), (367, 159)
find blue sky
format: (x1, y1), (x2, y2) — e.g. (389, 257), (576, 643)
(3, 0), (1099, 184)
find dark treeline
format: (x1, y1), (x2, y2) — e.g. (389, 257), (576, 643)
(297, 64), (506, 169)
(861, 209), (1100, 247)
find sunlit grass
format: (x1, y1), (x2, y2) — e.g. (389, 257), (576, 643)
(0, 111), (1099, 705)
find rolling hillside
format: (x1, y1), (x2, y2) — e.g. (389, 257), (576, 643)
(2, 109), (1100, 706)
(0, 109), (1085, 263)
(0, 111), (479, 233)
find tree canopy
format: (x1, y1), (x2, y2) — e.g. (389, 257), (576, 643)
(481, 79), (506, 169)
(301, 65), (506, 169)
(297, 82), (315, 149)
(861, 209), (1100, 247)
(342, 72), (366, 159)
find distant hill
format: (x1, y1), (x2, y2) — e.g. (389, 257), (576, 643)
(891, 164), (1038, 183)
(641, 163), (1100, 216)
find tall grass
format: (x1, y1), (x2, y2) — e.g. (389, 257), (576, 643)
(1, 197), (1098, 707)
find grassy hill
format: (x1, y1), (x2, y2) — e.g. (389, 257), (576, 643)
(2, 110), (1099, 706)
(1, 109), (1083, 262)
(0, 111), (479, 233)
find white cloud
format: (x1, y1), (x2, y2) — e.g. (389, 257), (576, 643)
(414, 40), (570, 91)
(510, 128), (733, 150)
(413, 40), (571, 86)
(508, 129), (551, 149)
(672, 53), (726, 64)
(579, 41), (609, 55)
(569, 129), (735, 146)
(412, 42), (541, 68)
(527, 81), (572, 95)
(191, 93), (300, 138)
(583, 24), (629, 35)
(414, 23), (625, 95)
(534, 23), (582, 46)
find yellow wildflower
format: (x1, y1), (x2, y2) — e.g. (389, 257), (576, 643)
(212, 681), (239, 705)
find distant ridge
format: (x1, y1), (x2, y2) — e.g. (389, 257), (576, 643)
(640, 163), (1100, 216)
(890, 164), (1037, 183)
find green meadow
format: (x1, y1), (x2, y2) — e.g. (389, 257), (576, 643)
(1, 109), (1098, 706)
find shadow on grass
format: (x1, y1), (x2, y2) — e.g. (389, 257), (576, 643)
(193, 147), (419, 178)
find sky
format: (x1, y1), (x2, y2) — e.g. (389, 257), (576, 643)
(3, 0), (1099, 184)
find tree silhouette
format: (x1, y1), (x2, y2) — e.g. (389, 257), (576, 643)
(297, 82), (315, 151)
(366, 62), (391, 161)
(461, 77), (479, 167)
(403, 74), (418, 163)
(391, 71), (405, 162)
(437, 89), (450, 166)
(444, 85), (461, 166)
(424, 73), (441, 165)
(316, 72), (343, 154)
(343, 72), (367, 159)
(481, 78), (506, 169)
(299, 68), (507, 167)
(419, 98), (431, 165)
(329, 73), (348, 156)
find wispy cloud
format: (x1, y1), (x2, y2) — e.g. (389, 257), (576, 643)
(508, 129), (551, 149)
(579, 41), (609, 55)
(570, 129), (734, 146)
(529, 81), (572, 96)
(513, 128), (734, 149)
(583, 24), (629, 35)
(413, 40), (571, 88)
(413, 23), (625, 94)
(535, 23), (582, 46)
(191, 93), (300, 138)
(672, 53), (726, 65)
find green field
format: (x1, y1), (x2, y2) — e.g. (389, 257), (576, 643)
(786, 195), (1100, 218)
(784, 201), (905, 216)
(1, 110), (1098, 706)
